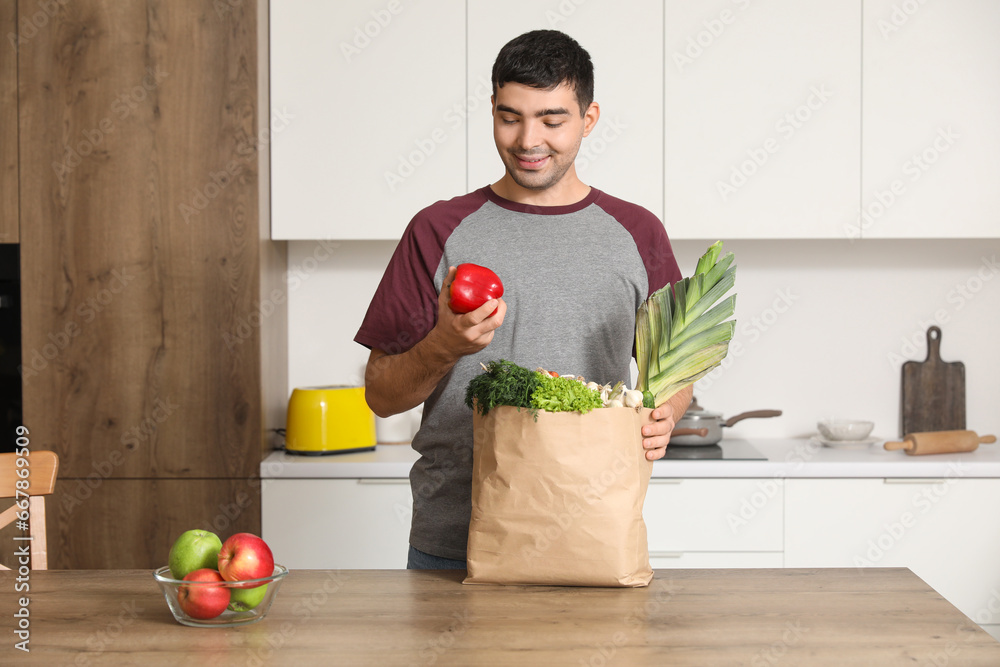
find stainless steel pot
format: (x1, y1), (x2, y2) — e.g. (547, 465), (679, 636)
(670, 397), (782, 446)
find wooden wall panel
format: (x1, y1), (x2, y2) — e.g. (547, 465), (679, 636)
(0, 0), (16, 243)
(48, 477), (262, 569)
(19, 0), (260, 480)
(16, 1), (268, 568)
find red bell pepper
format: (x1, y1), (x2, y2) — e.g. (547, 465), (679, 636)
(449, 263), (504, 315)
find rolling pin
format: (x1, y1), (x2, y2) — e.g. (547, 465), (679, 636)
(884, 430), (996, 455)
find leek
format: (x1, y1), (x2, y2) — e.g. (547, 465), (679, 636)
(635, 241), (737, 408)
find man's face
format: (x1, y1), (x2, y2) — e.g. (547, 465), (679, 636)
(491, 81), (599, 193)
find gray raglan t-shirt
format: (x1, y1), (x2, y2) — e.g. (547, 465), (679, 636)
(355, 186), (681, 560)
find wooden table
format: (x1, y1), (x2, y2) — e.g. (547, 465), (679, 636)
(3, 568), (999, 665)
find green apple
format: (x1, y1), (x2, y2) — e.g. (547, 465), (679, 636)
(168, 529), (223, 580)
(228, 583), (268, 611)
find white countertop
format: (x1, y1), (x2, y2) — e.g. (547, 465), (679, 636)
(261, 438), (1000, 479)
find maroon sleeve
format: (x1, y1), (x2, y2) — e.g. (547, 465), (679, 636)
(354, 190), (488, 354)
(593, 191), (682, 296)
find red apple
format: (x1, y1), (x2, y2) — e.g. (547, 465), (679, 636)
(177, 568), (230, 620)
(217, 533), (274, 586)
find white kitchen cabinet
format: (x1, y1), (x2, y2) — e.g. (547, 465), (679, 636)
(262, 478), (412, 569)
(785, 478), (1000, 625)
(663, 0), (861, 239)
(263, 475), (783, 570)
(650, 551), (783, 569)
(466, 0), (664, 219)
(270, 3), (997, 242)
(644, 478), (783, 554)
(269, 0), (465, 240)
(261, 468), (1000, 620)
(859, 0), (1000, 239)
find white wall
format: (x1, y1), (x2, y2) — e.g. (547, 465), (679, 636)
(287, 236), (1000, 442)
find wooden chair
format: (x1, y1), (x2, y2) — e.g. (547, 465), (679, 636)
(0, 450), (59, 570)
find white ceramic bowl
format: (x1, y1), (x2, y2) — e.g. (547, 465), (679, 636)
(817, 420), (875, 441)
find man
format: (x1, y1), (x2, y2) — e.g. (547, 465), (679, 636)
(355, 30), (692, 569)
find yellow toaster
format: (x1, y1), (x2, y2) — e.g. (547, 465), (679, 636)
(285, 386), (376, 455)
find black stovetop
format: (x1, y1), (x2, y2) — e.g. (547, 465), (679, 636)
(662, 439), (768, 461)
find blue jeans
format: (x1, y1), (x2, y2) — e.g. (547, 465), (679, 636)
(406, 546), (467, 570)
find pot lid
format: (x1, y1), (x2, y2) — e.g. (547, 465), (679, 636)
(684, 396), (722, 418)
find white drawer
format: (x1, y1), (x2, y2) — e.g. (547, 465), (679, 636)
(643, 478), (783, 552)
(650, 551), (784, 569)
(263, 479), (412, 569)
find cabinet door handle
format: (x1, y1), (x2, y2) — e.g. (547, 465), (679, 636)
(882, 478), (949, 484)
(648, 551), (684, 559)
(649, 479), (684, 485)
(357, 478), (410, 485)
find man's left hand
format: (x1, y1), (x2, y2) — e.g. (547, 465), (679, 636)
(641, 408), (675, 461)
(640, 385), (693, 461)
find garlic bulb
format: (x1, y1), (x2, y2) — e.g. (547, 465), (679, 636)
(623, 389), (645, 409)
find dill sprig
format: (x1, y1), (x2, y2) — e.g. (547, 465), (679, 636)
(465, 359), (541, 416)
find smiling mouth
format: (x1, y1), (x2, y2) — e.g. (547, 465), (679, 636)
(515, 155), (550, 169)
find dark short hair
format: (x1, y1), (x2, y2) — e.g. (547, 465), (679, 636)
(491, 30), (594, 115)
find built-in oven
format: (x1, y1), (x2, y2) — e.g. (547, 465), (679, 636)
(0, 244), (21, 453)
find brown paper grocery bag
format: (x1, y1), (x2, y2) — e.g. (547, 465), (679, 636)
(464, 405), (655, 587)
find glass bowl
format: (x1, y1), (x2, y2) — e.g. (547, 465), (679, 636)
(817, 419), (875, 441)
(153, 564), (288, 627)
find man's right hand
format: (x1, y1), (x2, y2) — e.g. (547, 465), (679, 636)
(430, 265), (507, 360)
(363, 266), (506, 418)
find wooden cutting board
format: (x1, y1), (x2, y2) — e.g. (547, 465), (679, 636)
(901, 326), (965, 436)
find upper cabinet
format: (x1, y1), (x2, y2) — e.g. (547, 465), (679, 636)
(860, 0), (1000, 239)
(270, 1), (998, 241)
(663, 0), (861, 240)
(270, 0), (465, 240)
(467, 0), (664, 220)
